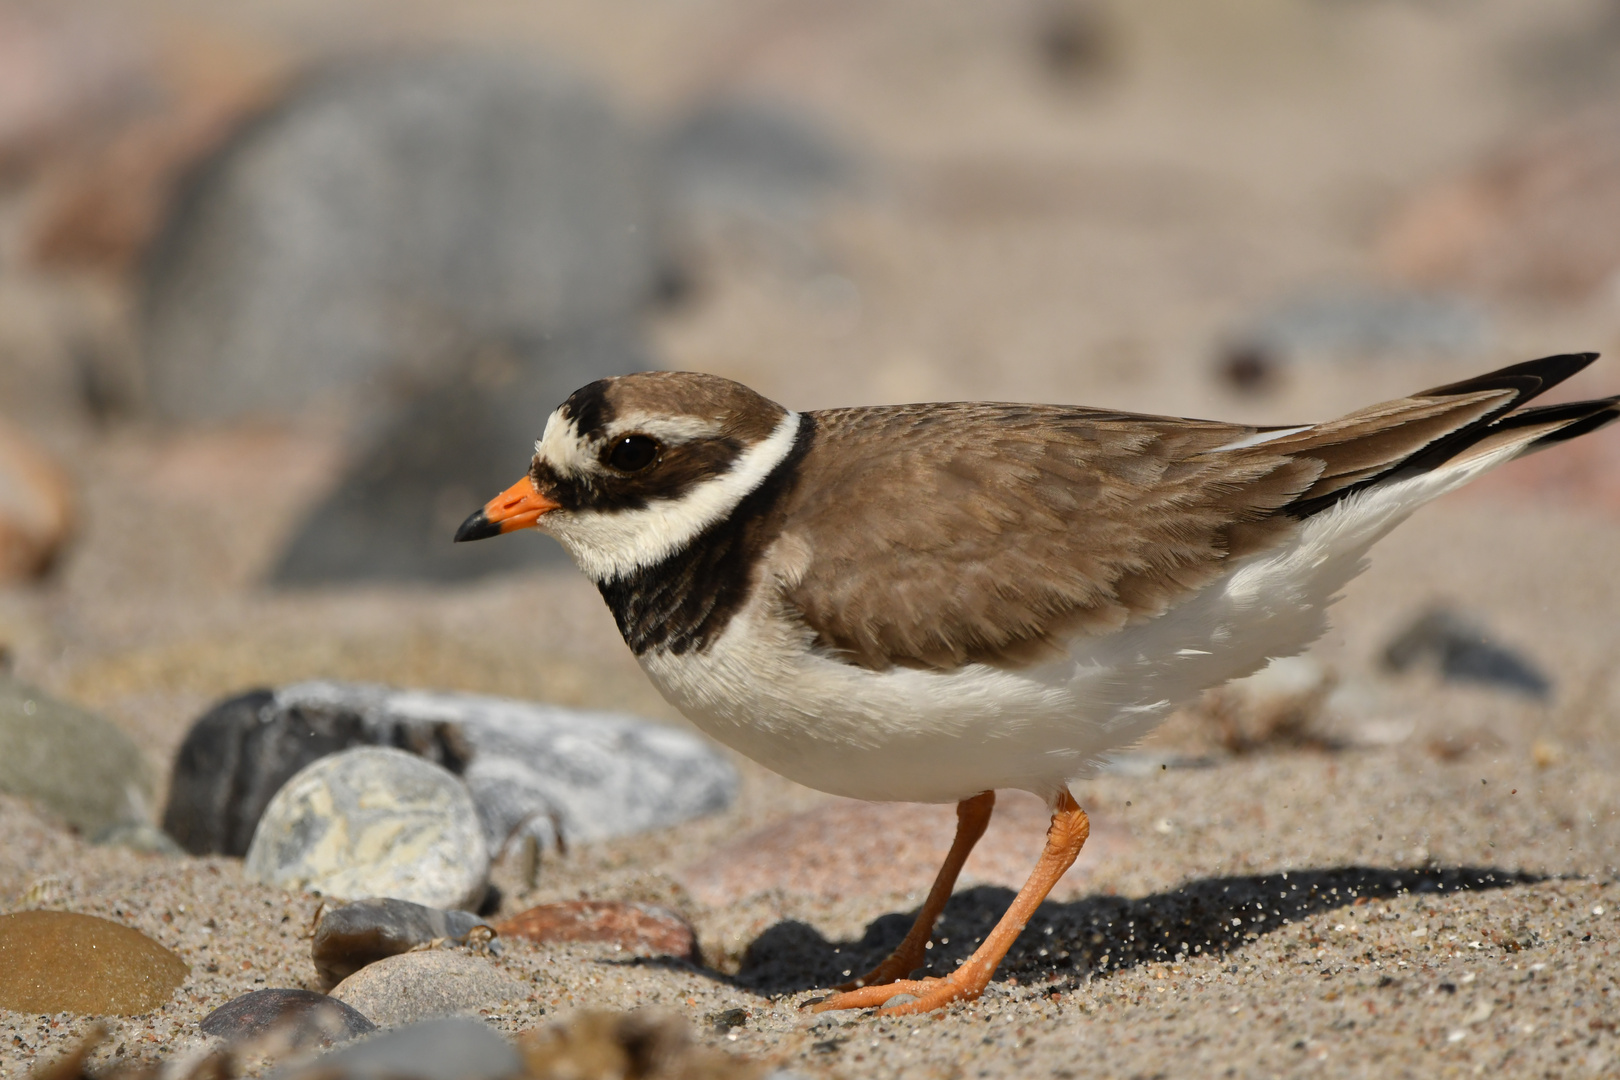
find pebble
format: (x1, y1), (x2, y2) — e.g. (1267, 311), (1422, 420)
(0, 910), (188, 1015)
(496, 900), (699, 962)
(0, 419), (73, 583)
(199, 988), (376, 1049)
(0, 677), (158, 839)
(677, 790), (1129, 905)
(284, 1018), (520, 1080)
(183, 681), (736, 864)
(327, 951), (524, 1029)
(243, 747), (489, 910)
(313, 897), (494, 989)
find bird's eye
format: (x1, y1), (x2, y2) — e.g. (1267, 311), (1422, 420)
(607, 434), (660, 472)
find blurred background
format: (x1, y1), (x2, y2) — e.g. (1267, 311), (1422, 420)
(3, 0), (1620, 789)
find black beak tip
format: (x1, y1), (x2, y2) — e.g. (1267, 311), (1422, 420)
(454, 509), (501, 543)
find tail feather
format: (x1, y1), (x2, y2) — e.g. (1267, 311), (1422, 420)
(1275, 353), (1611, 519)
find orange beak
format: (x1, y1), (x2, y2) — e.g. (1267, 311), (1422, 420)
(453, 475), (559, 542)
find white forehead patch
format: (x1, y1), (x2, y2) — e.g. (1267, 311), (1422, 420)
(542, 409), (802, 582)
(535, 409), (587, 476)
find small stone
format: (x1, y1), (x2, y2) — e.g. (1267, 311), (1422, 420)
(496, 900), (699, 963)
(327, 951), (524, 1028)
(880, 993), (919, 1008)
(0, 910), (188, 1015)
(707, 1007), (749, 1032)
(313, 898), (494, 990)
(199, 988), (376, 1049)
(244, 747), (489, 910)
(289, 1017), (521, 1080)
(0, 420), (73, 582)
(0, 678), (158, 837)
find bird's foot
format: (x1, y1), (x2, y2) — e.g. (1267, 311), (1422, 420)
(833, 953), (925, 994)
(810, 971), (985, 1016)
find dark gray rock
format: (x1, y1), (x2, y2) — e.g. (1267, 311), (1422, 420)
(327, 953), (524, 1029)
(1382, 607), (1552, 699)
(200, 988), (376, 1049)
(282, 1018), (520, 1080)
(243, 748), (490, 910)
(162, 689), (468, 857)
(166, 681), (735, 864)
(142, 52), (662, 425)
(0, 677), (158, 837)
(269, 328), (644, 586)
(313, 898), (493, 990)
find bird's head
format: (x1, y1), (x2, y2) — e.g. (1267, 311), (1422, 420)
(455, 371), (800, 582)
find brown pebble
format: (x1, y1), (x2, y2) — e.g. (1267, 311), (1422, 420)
(496, 900), (700, 963)
(0, 910), (188, 1015)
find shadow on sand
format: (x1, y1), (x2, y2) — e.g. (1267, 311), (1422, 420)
(731, 864), (1543, 995)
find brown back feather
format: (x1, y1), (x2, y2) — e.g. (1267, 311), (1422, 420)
(777, 353), (1603, 671)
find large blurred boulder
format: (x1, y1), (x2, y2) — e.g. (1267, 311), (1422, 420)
(1378, 107), (1620, 303)
(659, 95), (859, 226)
(139, 52), (664, 424)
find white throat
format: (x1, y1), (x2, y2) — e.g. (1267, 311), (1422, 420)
(544, 410), (802, 582)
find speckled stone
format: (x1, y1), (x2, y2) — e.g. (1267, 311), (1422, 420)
(244, 747), (489, 909)
(313, 897), (493, 989)
(199, 988), (376, 1048)
(0, 910), (188, 1015)
(327, 950), (524, 1028)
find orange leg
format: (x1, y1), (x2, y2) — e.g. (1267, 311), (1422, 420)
(812, 789), (1089, 1017)
(834, 791), (996, 993)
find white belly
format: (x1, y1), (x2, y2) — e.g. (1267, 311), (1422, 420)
(637, 460), (1502, 804)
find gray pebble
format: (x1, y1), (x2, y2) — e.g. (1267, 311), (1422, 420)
(280, 1017), (520, 1080)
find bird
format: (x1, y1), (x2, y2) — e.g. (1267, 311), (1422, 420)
(454, 352), (1617, 1016)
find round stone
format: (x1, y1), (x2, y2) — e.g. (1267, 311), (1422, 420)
(0, 910), (188, 1015)
(244, 747), (489, 909)
(328, 950), (524, 1028)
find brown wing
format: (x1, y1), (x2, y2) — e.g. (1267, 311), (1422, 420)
(778, 353), (1599, 671)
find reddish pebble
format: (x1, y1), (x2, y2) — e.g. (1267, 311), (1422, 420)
(496, 901), (699, 962)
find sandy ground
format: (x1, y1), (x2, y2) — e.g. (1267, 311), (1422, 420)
(4, 0), (1620, 1077)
